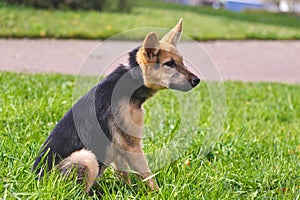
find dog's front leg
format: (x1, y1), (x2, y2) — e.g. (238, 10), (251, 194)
(124, 147), (159, 191)
(111, 156), (131, 185)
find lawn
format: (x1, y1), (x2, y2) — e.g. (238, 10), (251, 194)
(0, 0), (300, 40)
(0, 71), (299, 199)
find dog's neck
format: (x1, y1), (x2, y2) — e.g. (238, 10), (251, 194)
(128, 47), (156, 108)
(130, 83), (155, 108)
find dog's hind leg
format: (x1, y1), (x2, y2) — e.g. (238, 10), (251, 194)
(57, 149), (99, 193)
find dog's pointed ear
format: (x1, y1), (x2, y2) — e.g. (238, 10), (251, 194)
(142, 32), (160, 61)
(160, 18), (183, 46)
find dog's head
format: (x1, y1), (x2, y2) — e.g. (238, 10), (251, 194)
(136, 18), (200, 92)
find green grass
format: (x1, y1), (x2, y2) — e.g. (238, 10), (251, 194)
(1, 71), (300, 199)
(0, 0), (300, 40)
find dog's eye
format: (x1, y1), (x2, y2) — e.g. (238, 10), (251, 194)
(164, 60), (176, 68)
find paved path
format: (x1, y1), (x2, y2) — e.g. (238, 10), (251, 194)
(0, 39), (299, 83)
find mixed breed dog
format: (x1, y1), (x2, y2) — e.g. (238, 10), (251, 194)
(33, 19), (200, 193)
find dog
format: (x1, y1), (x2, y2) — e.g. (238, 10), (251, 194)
(33, 18), (200, 193)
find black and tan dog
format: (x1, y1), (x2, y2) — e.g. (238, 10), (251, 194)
(33, 19), (200, 193)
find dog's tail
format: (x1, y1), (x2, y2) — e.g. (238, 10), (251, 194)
(57, 149), (99, 192)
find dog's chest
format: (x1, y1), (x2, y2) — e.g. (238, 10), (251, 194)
(113, 100), (144, 138)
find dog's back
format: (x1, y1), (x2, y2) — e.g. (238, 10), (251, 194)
(33, 65), (135, 192)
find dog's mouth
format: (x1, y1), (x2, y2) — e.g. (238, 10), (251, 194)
(169, 84), (191, 92)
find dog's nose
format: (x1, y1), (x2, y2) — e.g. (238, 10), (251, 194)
(191, 77), (200, 87)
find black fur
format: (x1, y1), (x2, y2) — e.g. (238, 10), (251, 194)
(33, 47), (153, 176)
(129, 47), (140, 68)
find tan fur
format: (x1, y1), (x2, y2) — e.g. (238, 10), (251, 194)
(160, 18), (183, 46)
(57, 149), (99, 192)
(110, 98), (158, 190)
(136, 38), (195, 91)
(129, 103), (144, 127)
(116, 100), (144, 138)
(111, 155), (131, 184)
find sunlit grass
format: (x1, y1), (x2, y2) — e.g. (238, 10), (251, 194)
(1, 71), (299, 199)
(0, 0), (300, 40)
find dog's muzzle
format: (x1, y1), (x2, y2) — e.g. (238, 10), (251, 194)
(169, 76), (200, 92)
